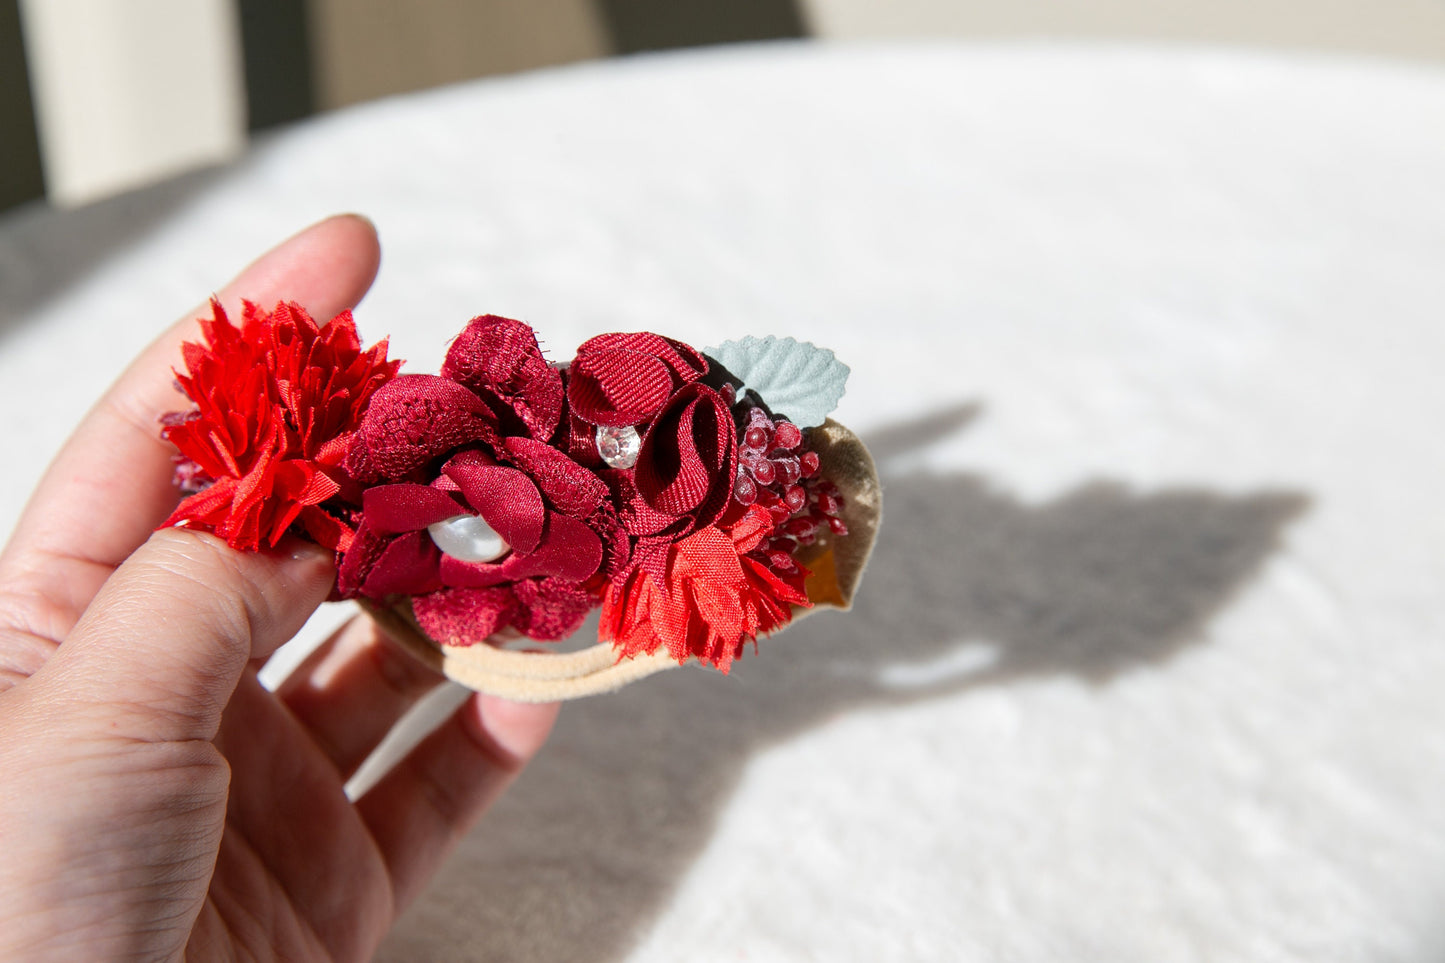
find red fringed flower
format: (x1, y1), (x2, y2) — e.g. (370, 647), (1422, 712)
(162, 300), (399, 552)
(599, 504), (810, 671)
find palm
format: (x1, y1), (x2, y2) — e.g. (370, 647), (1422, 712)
(194, 672), (395, 961)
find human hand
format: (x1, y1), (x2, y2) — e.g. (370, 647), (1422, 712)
(0, 215), (559, 961)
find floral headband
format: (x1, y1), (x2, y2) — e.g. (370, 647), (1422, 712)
(161, 302), (880, 701)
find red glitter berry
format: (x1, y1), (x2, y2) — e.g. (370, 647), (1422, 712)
(783, 485), (807, 512)
(734, 474), (758, 505)
(773, 421), (802, 450)
(728, 403), (846, 575)
(782, 517), (817, 538)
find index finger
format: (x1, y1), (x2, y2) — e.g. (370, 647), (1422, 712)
(0, 214), (382, 684)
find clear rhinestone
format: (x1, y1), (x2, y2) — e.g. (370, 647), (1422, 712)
(596, 424), (642, 469)
(427, 513), (509, 562)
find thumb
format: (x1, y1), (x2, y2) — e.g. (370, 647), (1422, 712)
(33, 528), (335, 742)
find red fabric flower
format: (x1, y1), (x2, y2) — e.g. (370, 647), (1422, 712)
(339, 315), (624, 643)
(442, 314), (566, 442)
(162, 300), (398, 551)
(567, 332), (707, 427)
(600, 382), (740, 583)
(339, 441), (617, 643)
(598, 505), (810, 671)
(633, 383), (737, 529)
(346, 315), (564, 483)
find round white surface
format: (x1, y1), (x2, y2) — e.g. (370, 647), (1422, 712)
(1, 42), (1443, 962)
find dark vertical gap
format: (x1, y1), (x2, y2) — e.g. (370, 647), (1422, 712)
(597, 0), (808, 55)
(0, 0), (46, 211)
(237, 0), (315, 131)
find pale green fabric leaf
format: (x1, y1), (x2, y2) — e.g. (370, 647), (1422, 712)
(705, 336), (849, 428)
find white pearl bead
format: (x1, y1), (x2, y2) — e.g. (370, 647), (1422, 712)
(427, 513), (510, 562)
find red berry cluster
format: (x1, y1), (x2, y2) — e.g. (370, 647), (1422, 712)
(732, 405), (847, 570)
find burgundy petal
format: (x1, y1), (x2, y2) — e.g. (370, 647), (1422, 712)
(575, 332), (707, 384)
(563, 410), (604, 469)
(361, 530), (443, 597)
(635, 382), (737, 529)
(413, 586), (519, 647)
(604, 468), (684, 537)
(500, 436), (610, 518)
(443, 456), (545, 554)
(511, 578), (598, 640)
(568, 349), (674, 427)
(355, 374), (495, 481)
(442, 315), (564, 440)
(516, 512), (604, 583)
(438, 553), (512, 588)
(337, 521), (390, 597)
(362, 483), (465, 534)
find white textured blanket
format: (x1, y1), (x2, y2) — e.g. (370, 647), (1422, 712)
(1, 42), (1442, 962)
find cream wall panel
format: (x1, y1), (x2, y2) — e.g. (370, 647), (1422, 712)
(803, 0), (1445, 62)
(17, 0), (246, 207)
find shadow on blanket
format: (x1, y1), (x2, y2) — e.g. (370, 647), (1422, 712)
(380, 401), (1309, 962)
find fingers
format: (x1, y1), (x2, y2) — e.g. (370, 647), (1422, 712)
(0, 214), (381, 687)
(33, 528), (335, 743)
(276, 615), (445, 779)
(355, 694), (559, 914)
(208, 672), (397, 963)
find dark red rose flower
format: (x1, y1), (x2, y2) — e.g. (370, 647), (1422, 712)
(339, 442), (617, 643)
(596, 382), (738, 582)
(339, 316), (624, 643)
(599, 505), (810, 671)
(634, 382), (736, 529)
(162, 299), (399, 552)
(347, 314), (563, 484)
(567, 332), (707, 427)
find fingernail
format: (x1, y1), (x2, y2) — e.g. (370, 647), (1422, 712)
(338, 212), (376, 232)
(289, 542), (333, 564)
(270, 538), (335, 575)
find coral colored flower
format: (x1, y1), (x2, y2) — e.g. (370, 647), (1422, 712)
(162, 300), (399, 552)
(599, 505), (810, 671)
(340, 315), (625, 643)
